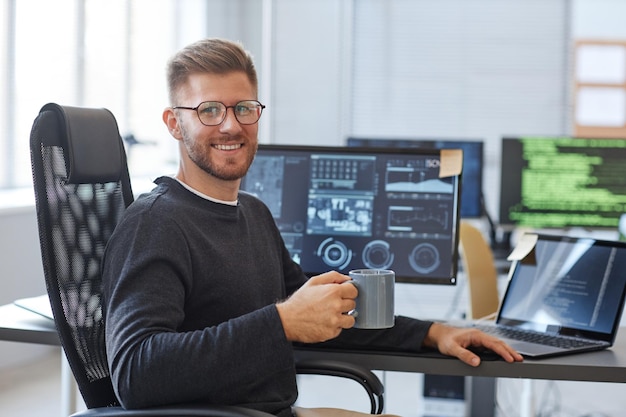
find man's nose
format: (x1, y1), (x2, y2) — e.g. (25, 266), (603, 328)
(219, 107), (243, 133)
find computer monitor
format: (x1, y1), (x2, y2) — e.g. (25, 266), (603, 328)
(499, 136), (626, 229)
(241, 144), (462, 285)
(346, 137), (484, 218)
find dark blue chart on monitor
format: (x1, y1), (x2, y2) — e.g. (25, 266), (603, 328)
(240, 144), (462, 285)
(346, 137), (484, 218)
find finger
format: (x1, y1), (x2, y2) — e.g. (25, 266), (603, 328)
(448, 345), (481, 367)
(465, 333), (524, 363)
(339, 312), (356, 329)
(309, 271), (351, 285)
(483, 341), (524, 363)
(339, 281), (358, 298)
(340, 299), (356, 313)
(327, 271), (351, 284)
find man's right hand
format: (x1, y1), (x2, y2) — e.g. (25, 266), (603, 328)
(276, 271), (357, 343)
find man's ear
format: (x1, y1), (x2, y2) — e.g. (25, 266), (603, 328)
(163, 107), (183, 140)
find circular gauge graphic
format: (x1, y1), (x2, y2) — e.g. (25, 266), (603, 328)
(316, 238), (353, 270)
(292, 221), (305, 233)
(408, 243), (440, 274)
(362, 240), (394, 269)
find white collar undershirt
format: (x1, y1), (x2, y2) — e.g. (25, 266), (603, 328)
(171, 176), (238, 206)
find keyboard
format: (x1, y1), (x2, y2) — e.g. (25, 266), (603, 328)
(474, 324), (605, 349)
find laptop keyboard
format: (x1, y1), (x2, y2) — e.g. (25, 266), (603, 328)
(474, 324), (604, 349)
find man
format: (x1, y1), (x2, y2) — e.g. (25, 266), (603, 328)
(102, 38), (522, 417)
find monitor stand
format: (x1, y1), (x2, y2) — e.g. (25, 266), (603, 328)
(481, 195), (512, 268)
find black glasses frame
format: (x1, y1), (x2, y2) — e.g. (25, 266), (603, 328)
(173, 100), (266, 126)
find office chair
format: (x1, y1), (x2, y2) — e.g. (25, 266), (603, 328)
(458, 221), (500, 320)
(30, 103), (385, 416)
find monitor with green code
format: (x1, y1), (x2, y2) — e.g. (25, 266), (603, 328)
(499, 136), (626, 229)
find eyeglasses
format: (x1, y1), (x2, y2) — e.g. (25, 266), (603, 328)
(173, 100), (265, 126)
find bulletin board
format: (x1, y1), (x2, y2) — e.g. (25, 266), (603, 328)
(574, 39), (626, 138)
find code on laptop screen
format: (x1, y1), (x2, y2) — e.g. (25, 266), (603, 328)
(500, 236), (626, 336)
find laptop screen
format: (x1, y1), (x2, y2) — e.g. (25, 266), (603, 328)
(498, 235), (626, 342)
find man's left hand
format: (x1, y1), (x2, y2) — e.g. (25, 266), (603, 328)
(423, 322), (524, 366)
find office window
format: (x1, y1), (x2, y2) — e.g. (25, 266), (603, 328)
(81, 0), (179, 181)
(1, 0), (267, 193)
(10, 0), (78, 189)
(0, 0), (205, 191)
(0, 0), (10, 188)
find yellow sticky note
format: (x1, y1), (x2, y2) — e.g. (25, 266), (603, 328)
(439, 149), (463, 178)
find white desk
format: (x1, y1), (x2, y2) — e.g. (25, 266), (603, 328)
(0, 303), (58, 345)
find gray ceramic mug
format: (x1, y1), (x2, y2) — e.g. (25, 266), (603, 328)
(348, 269), (395, 329)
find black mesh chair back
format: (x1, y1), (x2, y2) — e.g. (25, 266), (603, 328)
(30, 103), (134, 408)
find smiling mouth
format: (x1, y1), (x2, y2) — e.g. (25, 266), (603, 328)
(213, 143), (242, 151)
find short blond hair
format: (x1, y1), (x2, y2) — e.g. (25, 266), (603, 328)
(166, 38), (258, 104)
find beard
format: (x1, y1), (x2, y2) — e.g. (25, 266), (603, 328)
(179, 122), (258, 181)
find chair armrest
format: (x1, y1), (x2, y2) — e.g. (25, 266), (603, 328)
(70, 361), (383, 416)
(296, 359), (384, 414)
(70, 405), (275, 417)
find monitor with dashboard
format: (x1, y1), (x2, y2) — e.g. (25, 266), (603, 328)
(240, 144), (462, 285)
(346, 137), (484, 218)
(499, 136), (626, 230)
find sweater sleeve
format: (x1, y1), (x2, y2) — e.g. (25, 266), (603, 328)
(102, 198), (297, 412)
(305, 315), (434, 353)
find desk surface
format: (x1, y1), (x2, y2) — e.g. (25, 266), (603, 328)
(0, 303), (59, 345)
(295, 330), (626, 384)
(2, 302), (625, 384)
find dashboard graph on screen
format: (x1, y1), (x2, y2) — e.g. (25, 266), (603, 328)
(241, 145), (462, 285)
(346, 137), (483, 218)
(499, 136), (626, 229)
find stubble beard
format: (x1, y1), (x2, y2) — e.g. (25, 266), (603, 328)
(180, 124), (258, 181)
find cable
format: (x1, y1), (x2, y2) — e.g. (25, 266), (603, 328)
(443, 272), (466, 320)
(535, 380), (561, 417)
(494, 378), (519, 417)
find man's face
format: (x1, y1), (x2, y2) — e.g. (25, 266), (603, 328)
(173, 71), (259, 182)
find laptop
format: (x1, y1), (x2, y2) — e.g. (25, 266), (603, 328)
(470, 233), (626, 358)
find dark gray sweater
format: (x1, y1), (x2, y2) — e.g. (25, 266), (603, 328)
(102, 176), (432, 416)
